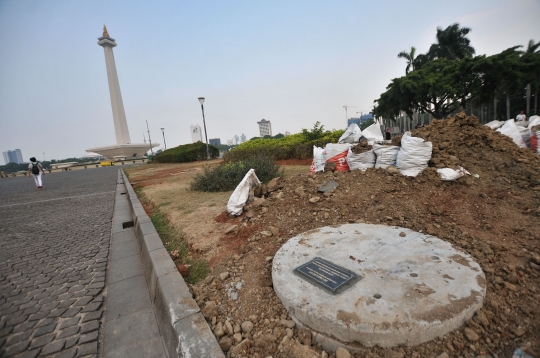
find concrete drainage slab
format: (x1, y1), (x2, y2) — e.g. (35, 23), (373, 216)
(272, 223), (486, 348)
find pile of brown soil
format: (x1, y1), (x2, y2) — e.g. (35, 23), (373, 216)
(194, 114), (540, 358)
(350, 140), (372, 154)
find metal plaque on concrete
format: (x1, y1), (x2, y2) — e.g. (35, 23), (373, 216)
(293, 257), (361, 294)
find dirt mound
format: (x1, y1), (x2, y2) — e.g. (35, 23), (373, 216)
(194, 113), (540, 358)
(350, 140), (372, 154)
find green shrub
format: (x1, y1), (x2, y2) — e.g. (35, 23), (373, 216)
(191, 154), (283, 192)
(222, 129), (344, 162)
(153, 141), (219, 163)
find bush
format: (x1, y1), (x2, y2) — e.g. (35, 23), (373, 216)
(191, 155), (283, 192)
(222, 129), (345, 162)
(152, 141), (219, 163)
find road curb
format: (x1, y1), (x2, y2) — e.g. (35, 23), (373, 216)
(120, 170), (224, 358)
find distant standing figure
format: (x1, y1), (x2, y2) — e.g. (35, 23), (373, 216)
(27, 157), (45, 189)
(385, 127), (392, 140)
(516, 110), (526, 122)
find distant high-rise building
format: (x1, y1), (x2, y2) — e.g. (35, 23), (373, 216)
(234, 135), (239, 145)
(240, 133), (246, 143)
(3, 149), (23, 164)
(226, 138), (234, 145)
(257, 119), (272, 137)
(209, 138), (221, 146)
(190, 124), (202, 143)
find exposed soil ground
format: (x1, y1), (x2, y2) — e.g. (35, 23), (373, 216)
(127, 115), (540, 358)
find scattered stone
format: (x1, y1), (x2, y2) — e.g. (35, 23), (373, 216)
(295, 187), (305, 197)
(175, 263), (190, 277)
(219, 272), (230, 281)
(298, 329), (312, 346)
(268, 226), (279, 236)
(225, 321), (234, 336)
(335, 347), (351, 358)
(233, 333), (243, 343)
(386, 166), (399, 175)
(285, 328), (293, 339)
(277, 337), (319, 358)
(530, 262), (540, 271)
(280, 319), (295, 328)
(399, 232), (406, 237)
(261, 231), (273, 237)
(513, 326), (526, 337)
(225, 225), (238, 234)
(309, 196), (321, 203)
(219, 336), (233, 351)
(234, 324), (241, 334)
(436, 353), (449, 358)
(374, 293), (382, 299)
(214, 322), (225, 338)
(504, 281), (517, 291)
(265, 256), (273, 262)
(229, 339), (251, 356)
(318, 180), (339, 193)
(463, 328), (479, 342)
(241, 321), (254, 333)
(201, 301), (218, 319)
(262, 207), (269, 213)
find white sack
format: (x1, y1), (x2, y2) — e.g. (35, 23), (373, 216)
(396, 131), (432, 177)
(361, 121), (384, 145)
(373, 144), (400, 169)
(437, 168), (466, 181)
(310, 146), (326, 173)
(338, 123), (362, 144)
(484, 120), (504, 130)
(496, 119), (527, 148)
(325, 143), (351, 172)
(528, 115), (540, 129)
(518, 126), (532, 147)
(346, 149), (375, 171)
(227, 169), (261, 216)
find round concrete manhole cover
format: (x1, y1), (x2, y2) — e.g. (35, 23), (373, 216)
(272, 223), (486, 348)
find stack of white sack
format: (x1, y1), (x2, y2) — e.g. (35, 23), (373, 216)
(396, 131), (433, 177)
(372, 144), (400, 169)
(346, 148), (375, 171)
(496, 119), (527, 148)
(338, 123), (362, 144)
(310, 146), (326, 173)
(484, 120), (505, 130)
(324, 143), (351, 171)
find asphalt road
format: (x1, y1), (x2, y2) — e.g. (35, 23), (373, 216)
(0, 167), (121, 358)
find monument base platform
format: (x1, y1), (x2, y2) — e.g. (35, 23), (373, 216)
(86, 143), (159, 159)
(272, 224), (486, 348)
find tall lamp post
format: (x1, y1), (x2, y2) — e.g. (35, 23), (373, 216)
(146, 120), (154, 155)
(160, 128), (167, 150)
(198, 97), (210, 160)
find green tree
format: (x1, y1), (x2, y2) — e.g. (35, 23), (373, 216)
(301, 121), (326, 141)
(397, 46), (418, 74)
(521, 39), (540, 115)
(428, 23), (475, 60)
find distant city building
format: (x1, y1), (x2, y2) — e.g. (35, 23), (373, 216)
(360, 113), (374, 123)
(2, 149), (23, 164)
(284, 131), (291, 136)
(347, 118), (361, 127)
(190, 124), (202, 143)
(226, 138), (234, 145)
(257, 119), (272, 137)
(209, 138), (221, 146)
(240, 133), (246, 143)
(233, 135), (239, 145)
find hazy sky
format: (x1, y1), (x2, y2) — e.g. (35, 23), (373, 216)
(1, 0), (539, 162)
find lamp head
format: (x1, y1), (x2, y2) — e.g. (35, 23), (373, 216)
(160, 128), (164, 133)
(198, 97), (205, 105)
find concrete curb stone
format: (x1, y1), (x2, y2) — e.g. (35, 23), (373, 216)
(120, 170), (224, 358)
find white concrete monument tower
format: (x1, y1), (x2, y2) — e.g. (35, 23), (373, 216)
(86, 26), (158, 159)
(98, 26), (131, 145)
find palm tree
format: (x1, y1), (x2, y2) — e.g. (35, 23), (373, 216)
(397, 46), (417, 74)
(428, 23), (475, 60)
(522, 39), (540, 115)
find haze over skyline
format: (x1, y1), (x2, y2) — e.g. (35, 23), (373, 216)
(1, 0), (539, 161)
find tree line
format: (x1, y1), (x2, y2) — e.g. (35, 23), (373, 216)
(374, 23), (540, 121)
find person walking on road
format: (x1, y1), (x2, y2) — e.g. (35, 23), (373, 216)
(27, 157), (45, 189)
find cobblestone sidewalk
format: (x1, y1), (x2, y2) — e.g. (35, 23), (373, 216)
(0, 168), (119, 357)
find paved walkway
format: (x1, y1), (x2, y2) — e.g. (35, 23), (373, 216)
(0, 167), (118, 357)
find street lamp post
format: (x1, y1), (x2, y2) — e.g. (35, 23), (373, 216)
(146, 120), (154, 155)
(198, 97), (210, 160)
(160, 128), (167, 150)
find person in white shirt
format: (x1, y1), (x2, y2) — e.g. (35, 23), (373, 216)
(27, 157), (45, 189)
(516, 110), (527, 122)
